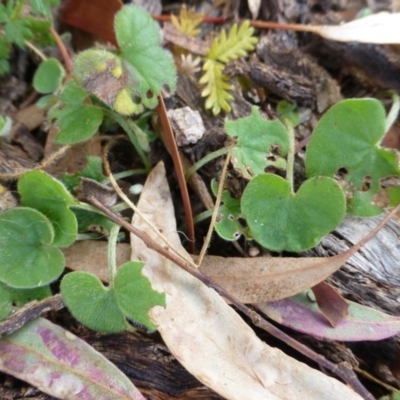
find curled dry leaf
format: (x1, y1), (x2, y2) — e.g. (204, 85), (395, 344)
(128, 162), (362, 400)
(311, 12), (400, 44)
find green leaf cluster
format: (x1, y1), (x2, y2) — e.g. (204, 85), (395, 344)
(200, 21), (257, 115)
(218, 99), (400, 252)
(0, 167), (166, 332)
(0, 171), (77, 319)
(0, 0), (58, 75)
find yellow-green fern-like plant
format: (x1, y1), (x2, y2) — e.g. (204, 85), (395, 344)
(200, 21), (258, 115)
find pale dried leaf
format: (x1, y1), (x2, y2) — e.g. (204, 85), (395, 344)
(248, 0), (261, 19)
(314, 12), (400, 44)
(128, 162), (362, 400)
(63, 240), (366, 304)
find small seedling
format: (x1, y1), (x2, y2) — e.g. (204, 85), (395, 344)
(172, 6), (258, 115)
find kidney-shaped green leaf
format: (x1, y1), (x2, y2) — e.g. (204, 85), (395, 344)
(114, 261), (166, 331)
(61, 271), (127, 333)
(0, 318), (145, 399)
(305, 99), (400, 216)
(33, 58), (65, 94)
(225, 107), (289, 179)
(0, 207), (64, 288)
(18, 170), (78, 247)
(241, 174), (346, 252)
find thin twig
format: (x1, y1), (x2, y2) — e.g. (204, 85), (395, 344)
(50, 26), (73, 75)
(197, 146), (232, 267)
(101, 147), (198, 269)
(0, 294), (64, 337)
(86, 194), (389, 400)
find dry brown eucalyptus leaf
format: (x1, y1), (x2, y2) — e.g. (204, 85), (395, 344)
(127, 162), (362, 400)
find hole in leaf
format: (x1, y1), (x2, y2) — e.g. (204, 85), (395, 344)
(163, 84), (171, 94)
(132, 95), (141, 104)
(238, 217), (248, 228)
(361, 176), (372, 191)
(228, 215), (235, 221)
(233, 232), (241, 239)
(266, 154), (276, 162)
(336, 167), (349, 178)
(146, 90), (154, 99)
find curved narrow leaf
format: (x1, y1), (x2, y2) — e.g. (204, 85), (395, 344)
(0, 208), (64, 288)
(18, 170), (78, 247)
(257, 290), (400, 341)
(0, 318), (145, 400)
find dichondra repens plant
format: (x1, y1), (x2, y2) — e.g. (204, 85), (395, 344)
(0, 5), (172, 332)
(217, 96), (400, 252)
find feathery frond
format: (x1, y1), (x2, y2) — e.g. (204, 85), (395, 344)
(171, 5), (204, 37)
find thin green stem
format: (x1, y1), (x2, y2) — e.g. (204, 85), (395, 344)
(185, 146), (231, 181)
(25, 40), (47, 61)
(102, 168), (147, 183)
(384, 90), (400, 134)
(108, 224), (120, 285)
(285, 122), (295, 194)
(102, 109), (151, 172)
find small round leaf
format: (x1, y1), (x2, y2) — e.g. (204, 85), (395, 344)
(18, 170), (78, 247)
(0, 207), (65, 288)
(33, 58), (65, 94)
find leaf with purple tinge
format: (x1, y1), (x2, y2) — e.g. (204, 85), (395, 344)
(257, 290), (400, 342)
(0, 318), (145, 400)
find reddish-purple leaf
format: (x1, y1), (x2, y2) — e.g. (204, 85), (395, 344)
(257, 290), (400, 341)
(311, 281), (349, 327)
(0, 318), (145, 400)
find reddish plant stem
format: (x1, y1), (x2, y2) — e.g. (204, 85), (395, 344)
(152, 14), (319, 33)
(156, 96), (196, 254)
(87, 194), (375, 400)
(50, 27), (73, 75)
